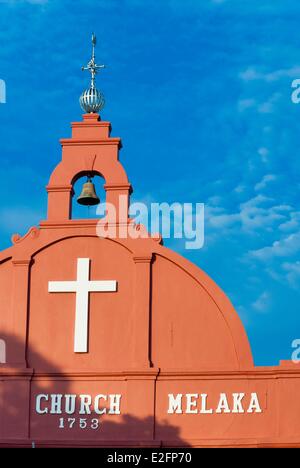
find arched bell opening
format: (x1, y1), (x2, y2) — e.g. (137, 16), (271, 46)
(71, 171), (106, 220)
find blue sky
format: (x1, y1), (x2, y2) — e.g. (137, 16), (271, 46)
(1, 0), (300, 365)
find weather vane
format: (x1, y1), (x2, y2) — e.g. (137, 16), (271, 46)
(79, 33), (106, 114)
(82, 33), (105, 90)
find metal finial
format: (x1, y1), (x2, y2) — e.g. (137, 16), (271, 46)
(92, 33), (96, 54)
(79, 33), (105, 114)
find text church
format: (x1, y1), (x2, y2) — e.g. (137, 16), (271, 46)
(0, 36), (300, 448)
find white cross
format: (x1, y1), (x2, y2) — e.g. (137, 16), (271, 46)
(48, 258), (117, 353)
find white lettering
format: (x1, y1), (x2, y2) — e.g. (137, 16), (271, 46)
(186, 394), (198, 414)
(247, 393), (262, 413)
(79, 394), (92, 415)
(50, 394), (63, 414)
(232, 393), (245, 413)
(36, 394), (49, 414)
(64, 394), (76, 415)
(167, 394), (183, 414)
(200, 393), (213, 414)
(109, 394), (121, 414)
(216, 393), (230, 414)
(94, 394), (107, 415)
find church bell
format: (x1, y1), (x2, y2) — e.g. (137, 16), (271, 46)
(77, 177), (100, 206)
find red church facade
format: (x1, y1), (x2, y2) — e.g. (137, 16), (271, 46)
(0, 111), (299, 448)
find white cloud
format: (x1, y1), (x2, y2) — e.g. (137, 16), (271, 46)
(279, 211), (300, 233)
(255, 174), (277, 191)
(240, 68), (261, 81)
(234, 184), (246, 194)
(240, 66), (300, 83)
(258, 92), (282, 114)
(237, 91), (282, 116)
(207, 195), (223, 206)
(249, 232), (300, 261)
(237, 98), (257, 112)
(207, 194), (289, 233)
(240, 196), (286, 231)
(209, 212), (239, 229)
(282, 262), (300, 289)
(258, 147), (269, 164)
(252, 291), (271, 313)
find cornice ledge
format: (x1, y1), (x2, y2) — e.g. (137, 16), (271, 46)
(46, 184), (73, 193)
(133, 254), (153, 264)
(104, 183), (132, 192)
(31, 368), (160, 380)
(39, 219), (99, 229)
(60, 138), (122, 148)
(0, 366), (34, 377)
(157, 367), (300, 379)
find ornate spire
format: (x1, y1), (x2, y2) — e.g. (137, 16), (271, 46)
(79, 33), (105, 114)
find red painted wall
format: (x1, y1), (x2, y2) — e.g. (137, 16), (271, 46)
(0, 113), (299, 448)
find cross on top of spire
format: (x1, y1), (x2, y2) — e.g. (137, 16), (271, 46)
(81, 33), (105, 90)
(79, 33), (106, 114)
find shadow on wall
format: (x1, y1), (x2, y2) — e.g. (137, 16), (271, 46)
(0, 332), (189, 448)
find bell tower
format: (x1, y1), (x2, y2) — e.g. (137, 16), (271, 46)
(45, 34), (132, 226)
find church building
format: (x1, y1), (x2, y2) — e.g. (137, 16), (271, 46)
(0, 36), (300, 448)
